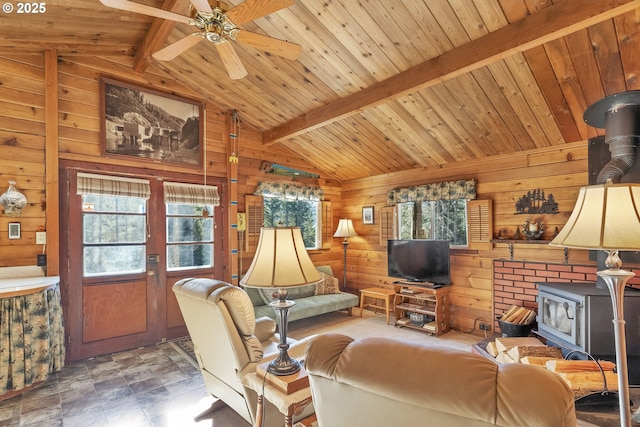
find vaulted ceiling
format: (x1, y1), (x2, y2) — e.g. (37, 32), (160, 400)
(1, 0), (639, 182)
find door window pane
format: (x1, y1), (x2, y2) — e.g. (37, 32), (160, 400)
(166, 203), (214, 271)
(82, 194), (147, 276)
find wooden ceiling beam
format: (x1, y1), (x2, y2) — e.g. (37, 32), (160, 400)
(262, 0), (640, 145)
(133, 0), (191, 73)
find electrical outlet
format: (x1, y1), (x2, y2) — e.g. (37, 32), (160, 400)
(479, 322), (491, 332)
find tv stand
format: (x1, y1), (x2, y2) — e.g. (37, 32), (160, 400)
(394, 284), (450, 336)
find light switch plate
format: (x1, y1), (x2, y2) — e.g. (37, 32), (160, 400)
(36, 231), (46, 244)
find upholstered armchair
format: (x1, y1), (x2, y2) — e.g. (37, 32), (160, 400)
(173, 278), (313, 426)
(305, 333), (577, 427)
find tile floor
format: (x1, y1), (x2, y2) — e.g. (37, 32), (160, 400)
(0, 342), (248, 427)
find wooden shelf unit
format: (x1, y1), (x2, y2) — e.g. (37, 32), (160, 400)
(393, 285), (450, 336)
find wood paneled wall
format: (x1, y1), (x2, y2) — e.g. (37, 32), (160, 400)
(340, 141), (594, 335)
(0, 52), (599, 337)
(0, 55), (47, 266)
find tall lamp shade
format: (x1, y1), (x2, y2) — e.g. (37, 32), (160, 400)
(334, 218), (358, 291)
(550, 181), (640, 427)
(240, 226), (320, 376)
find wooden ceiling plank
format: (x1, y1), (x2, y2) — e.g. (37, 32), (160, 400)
(470, 67), (538, 151)
(364, 105), (445, 166)
(485, 60), (552, 149)
(401, 92), (481, 161)
(380, 101), (455, 164)
(259, 3), (375, 95)
(328, 119), (409, 174)
(424, 84), (501, 158)
(262, 0), (640, 145)
(307, 1), (402, 81)
(343, 116), (419, 172)
(133, 0), (191, 73)
(522, 45), (583, 142)
(615, 10), (640, 90)
(564, 29), (607, 106)
(473, 0), (510, 31)
(502, 53), (567, 146)
(588, 20), (628, 95)
(428, 0), (472, 48)
(543, 38), (596, 140)
(441, 74), (516, 155)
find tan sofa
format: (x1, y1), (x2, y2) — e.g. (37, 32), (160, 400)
(305, 333), (577, 427)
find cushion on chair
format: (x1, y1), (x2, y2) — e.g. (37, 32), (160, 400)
(214, 283), (265, 362)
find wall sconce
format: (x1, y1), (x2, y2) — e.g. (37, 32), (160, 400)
(0, 180), (27, 217)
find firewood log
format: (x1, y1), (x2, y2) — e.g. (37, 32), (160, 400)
(501, 305), (520, 320)
(486, 341), (498, 357)
(507, 345), (563, 362)
(495, 337), (544, 354)
(521, 356), (562, 367)
(546, 359), (616, 373)
(558, 371), (618, 392)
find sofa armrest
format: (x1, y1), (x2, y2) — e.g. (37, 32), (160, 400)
(254, 316), (277, 341)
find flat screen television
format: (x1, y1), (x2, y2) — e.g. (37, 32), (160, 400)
(387, 239), (451, 286)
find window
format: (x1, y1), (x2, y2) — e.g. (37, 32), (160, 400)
(263, 197), (321, 249)
(252, 182), (326, 250)
(166, 203), (214, 270)
(164, 182), (219, 271)
(388, 179), (476, 247)
(82, 194), (148, 276)
(78, 173), (150, 277)
(397, 199), (468, 246)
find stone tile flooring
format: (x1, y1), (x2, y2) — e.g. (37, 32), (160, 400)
(0, 342), (248, 426)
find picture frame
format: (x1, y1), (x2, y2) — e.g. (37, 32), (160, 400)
(362, 206), (374, 225)
(8, 222), (20, 239)
(100, 77), (204, 167)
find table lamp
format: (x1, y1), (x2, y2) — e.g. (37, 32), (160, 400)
(550, 181), (640, 427)
(240, 226), (320, 376)
(333, 218), (358, 291)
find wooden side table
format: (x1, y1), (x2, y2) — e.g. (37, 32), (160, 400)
(360, 287), (396, 324)
(243, 363), (313, 427)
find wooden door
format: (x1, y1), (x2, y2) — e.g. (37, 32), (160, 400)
(60, 166), (223, 361)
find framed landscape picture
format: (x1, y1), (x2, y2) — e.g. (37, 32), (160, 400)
(100, 77), (204, 167)
(362, 206), (374, 225)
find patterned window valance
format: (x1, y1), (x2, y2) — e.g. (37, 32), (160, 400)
(387, 179), (476, 205)
(77, 172), (150, 199)
(164, 182), (220, 206)
(254, 182), (324, 201)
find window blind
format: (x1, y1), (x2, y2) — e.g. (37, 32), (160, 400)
(76, 172), (151, 199)
(163, 182), (220, 206)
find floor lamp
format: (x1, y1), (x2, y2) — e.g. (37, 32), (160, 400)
(240, 226), (320, 375)
(550, 181), (640, 427)
(334, 218), (358, 292)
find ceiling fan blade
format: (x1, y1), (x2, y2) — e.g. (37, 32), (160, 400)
(236, 31), (301, 60)
(100, 0), (191, 24)
(225, 0), (294, 25)
(153, 34), (204, 61)
(215, 40), (248, 80)
(189, 0), (212, 13)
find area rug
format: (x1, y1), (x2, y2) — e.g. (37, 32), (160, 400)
(169, 308), (480, 371)
(168, 336), (198, 369)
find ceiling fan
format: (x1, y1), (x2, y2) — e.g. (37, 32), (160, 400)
(100, 0), (301, 79)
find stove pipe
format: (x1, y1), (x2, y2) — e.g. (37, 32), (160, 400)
(584, 91), (640, 184)
(584, 91), (640, 288)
